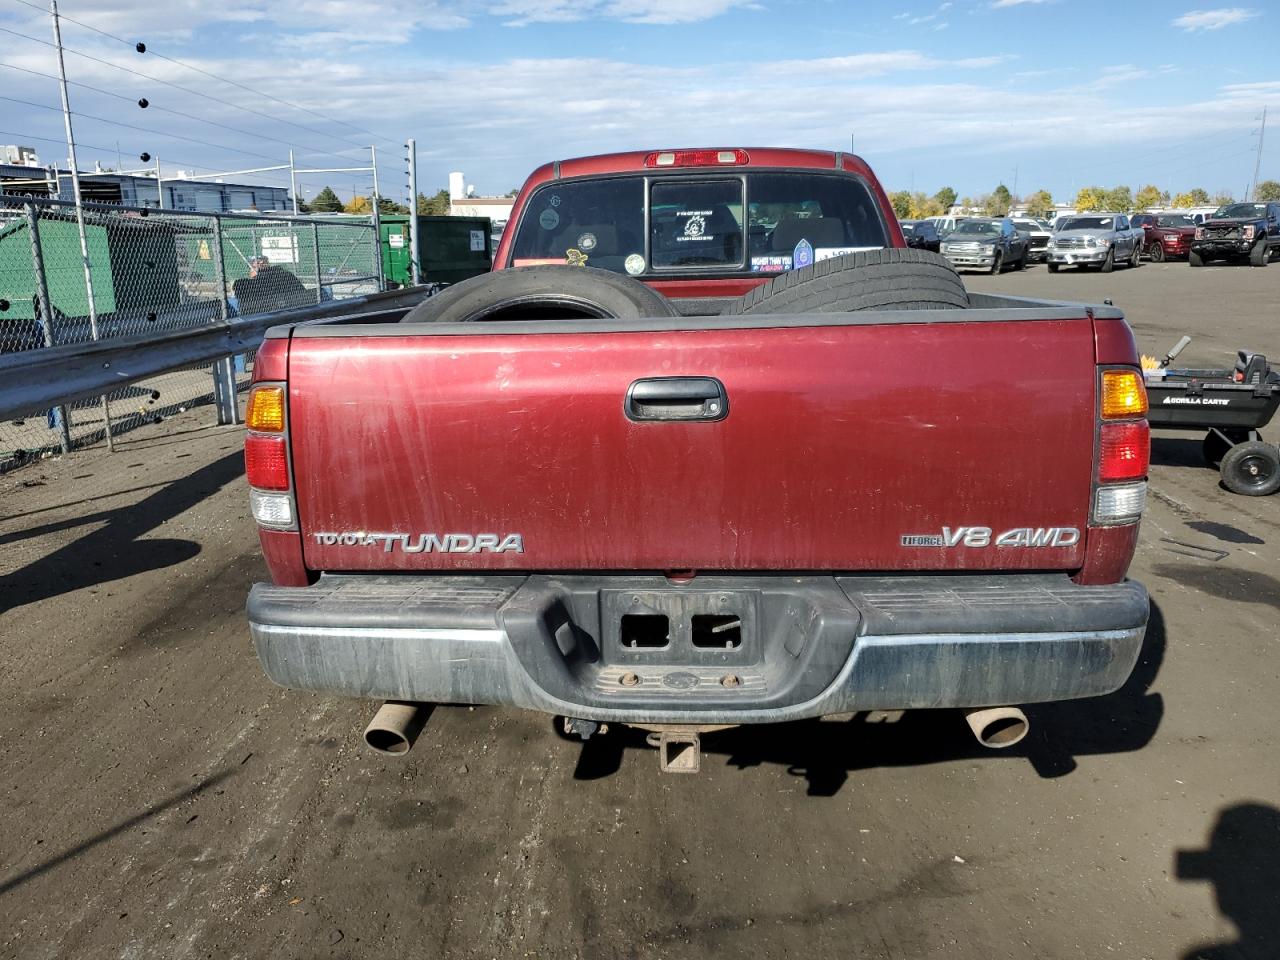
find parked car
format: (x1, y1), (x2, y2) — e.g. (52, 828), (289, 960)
(1046, 213), (1143, 272)
(1190, 201), (1280, 267)
(939, 217), (1030, 273)
(900, 219), (941, 252)
(1011, 218), (1051, 263)
(1132, 213), (1196, 262)
(243, 147), (1149, 772)
(922, 215), (967, 236)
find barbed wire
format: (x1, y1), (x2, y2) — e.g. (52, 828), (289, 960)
(0, 59), (368, 167)
(0, 24), (379, 166)
(5, 0), (399, 148)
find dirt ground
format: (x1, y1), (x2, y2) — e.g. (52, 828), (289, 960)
(1, 260), (1277, 960)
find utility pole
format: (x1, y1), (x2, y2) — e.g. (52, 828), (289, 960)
(406, 138), (421, 286)
(155, 154), (163, 208)
(1249, 105), (1266, 200)
(50, 0), (112, 450)
(289, 149), (298, 214)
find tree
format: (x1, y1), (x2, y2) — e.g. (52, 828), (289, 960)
(416, 189), (452, 216)
(1133, 184), (1167, 211)
(1171, 187), (1211, 207)
(377, 197), (410, 215)
(505, 188), (520, 198)
(933, 186), (957, 211)
(344, 195), (372, 214)
(1024, 189), (1054, 219)
(889, 190), (912, 219)
(1102, 185), (1133, 213)
(1074, 186), (1107, 212)
(295, 197), (312, 215)
(310, 186), (343, 213)
(906, 192), (943, 218)
(984, 183), (1012, 217)
(1256, 179), (1280, 201)
(1210, 190), (1233, 206)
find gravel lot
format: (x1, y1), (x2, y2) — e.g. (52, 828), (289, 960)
(1, 260), (1277, 960)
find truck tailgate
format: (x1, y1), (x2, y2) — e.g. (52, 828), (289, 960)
(288, 318), (1096, 572)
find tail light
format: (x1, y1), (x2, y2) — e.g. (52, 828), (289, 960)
(1092, 367), (1149, 525)
(1100, 370), (1147, 419)
(1098, 421), (1150, 481)
(245, 434), (289, 490)
(644, 149), (749, 168)
(245, 383), (296, 528)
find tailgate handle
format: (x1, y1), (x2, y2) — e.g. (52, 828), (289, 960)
(625, 377), (728, 422)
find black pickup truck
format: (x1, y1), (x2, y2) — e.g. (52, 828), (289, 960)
(1190, 201), (1280, 267)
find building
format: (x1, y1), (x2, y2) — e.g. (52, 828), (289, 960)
(447, 170), (514, 226)
(1, 147), (291, 212)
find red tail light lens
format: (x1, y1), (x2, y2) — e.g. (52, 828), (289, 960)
(245, 434), (289, 490)
(1098, 421), (1150, 482)
(644, 149), (749, 168)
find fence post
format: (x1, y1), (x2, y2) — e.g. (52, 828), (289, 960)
(24, 202), (72, 453)
(311, 222), (323, 304)
(209, 215), (240, 426)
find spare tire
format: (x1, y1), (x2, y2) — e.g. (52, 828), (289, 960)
(401, 265), (677, 324)
(723, 248), (969, 315)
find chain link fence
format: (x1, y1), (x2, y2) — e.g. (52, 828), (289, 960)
(0, 196), (379, 470)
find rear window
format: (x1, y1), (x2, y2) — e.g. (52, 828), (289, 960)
(509, 172), (887, 277)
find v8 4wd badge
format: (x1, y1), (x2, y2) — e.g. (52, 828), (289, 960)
(901, 526), (1080, 548)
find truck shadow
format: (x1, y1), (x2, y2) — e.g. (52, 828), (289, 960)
(571, 601), (1166, 794)
(1150, 436), (1214, 470)
(0, 450), (243, 615)
(1176, 802), (1280, 960)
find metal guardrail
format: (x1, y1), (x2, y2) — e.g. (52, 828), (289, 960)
(0, 286), (427, 422)
(0, 194), (392, 467)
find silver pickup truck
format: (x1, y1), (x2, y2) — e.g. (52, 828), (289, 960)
(1047, 214), (1143, 273)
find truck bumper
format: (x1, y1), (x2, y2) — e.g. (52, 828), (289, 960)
(1047, 249), (1108, 265)
(942, 253), (996, 270)
(1191, 240), (1252, 258)
(247, 573), (1148, 724)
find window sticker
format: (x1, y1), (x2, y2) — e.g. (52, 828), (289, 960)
(549, 194), (561, 207)
(751, 255), (792, 272)
(539, 208), (560, 230)
(577, 232), (598, 252)
(677, 210), (713, 242)
(625, 253), (646, 275)
(792, 238), (814, 269)
(815, 246), (883, 261)
(565, 248), (589, 267)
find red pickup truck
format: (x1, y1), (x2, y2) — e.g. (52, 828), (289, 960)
(244, 148), (1150, 771)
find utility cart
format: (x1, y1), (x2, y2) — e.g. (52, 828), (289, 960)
(1145, 337), (1280, 496)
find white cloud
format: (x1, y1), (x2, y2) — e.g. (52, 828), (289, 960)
(990, 0), (1052, 7)
(1171, 8), (1259, 31)
(488, 0), (758, 25)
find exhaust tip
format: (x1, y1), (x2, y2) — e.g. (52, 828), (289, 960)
(964, 706), (1029, 749)
(363, 701), (430, 756)
(364, 726), (412, 755)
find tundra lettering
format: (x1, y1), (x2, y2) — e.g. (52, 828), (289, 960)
(311, 532), (524, 553)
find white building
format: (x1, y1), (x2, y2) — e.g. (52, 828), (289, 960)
(448, 170), (514, 225)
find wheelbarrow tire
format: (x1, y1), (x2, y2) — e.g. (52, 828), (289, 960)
(1219, 441), (1280, 496)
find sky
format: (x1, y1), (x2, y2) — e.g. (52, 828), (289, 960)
(0, 0), (1275, 205)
